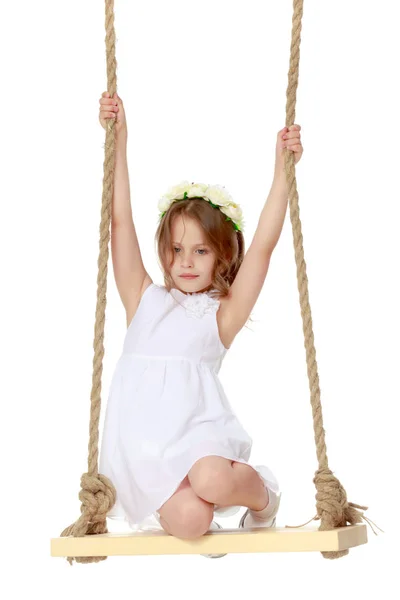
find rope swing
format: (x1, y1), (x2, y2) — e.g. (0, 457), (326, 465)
(57, 0), (380, 565)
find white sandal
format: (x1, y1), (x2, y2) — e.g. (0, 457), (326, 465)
(239, 464), (282, 529)
(238, 509), (278, 529)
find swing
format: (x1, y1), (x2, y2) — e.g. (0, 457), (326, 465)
(50, 0), (380, 565)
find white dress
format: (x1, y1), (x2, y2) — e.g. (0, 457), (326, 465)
(99, 282), (279, 531)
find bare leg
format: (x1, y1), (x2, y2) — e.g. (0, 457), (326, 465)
(156, 475), (214, 539)
(189, 458), (269, 511)
(158, 514), (173, 535)
(218, 461), (269, 511)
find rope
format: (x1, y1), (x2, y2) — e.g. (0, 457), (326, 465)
(285, 504), (384, 537)
(283, 0), (375, 559)
(59, 0), (118, 565)
(59, 0), (378, 565)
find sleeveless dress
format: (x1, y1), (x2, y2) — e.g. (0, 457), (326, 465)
(99, 282), (279, 531)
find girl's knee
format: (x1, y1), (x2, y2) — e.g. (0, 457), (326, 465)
(192, 467), (236, 504)
(163, 500), (214, 539)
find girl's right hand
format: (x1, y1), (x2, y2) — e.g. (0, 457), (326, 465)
(99, 91), (127, 137)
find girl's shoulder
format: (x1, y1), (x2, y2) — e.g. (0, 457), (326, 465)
(140, 279), (169, 299)
(126, 279), (162, 327)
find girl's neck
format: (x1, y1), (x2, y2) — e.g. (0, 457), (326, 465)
(174, 284), (213, 295)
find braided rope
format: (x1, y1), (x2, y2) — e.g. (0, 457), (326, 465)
(282, 0), (370, 559)
(59, 0), (118, 565)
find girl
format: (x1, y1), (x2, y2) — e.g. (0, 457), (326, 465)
(98, 91), (303, 557)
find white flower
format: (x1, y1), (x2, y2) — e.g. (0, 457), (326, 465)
(204, 184), (233, 208)
(158, 180), (192, 212)
(158, 196), (174, 212)
(219, 204), (245, 230)
(187, 182), (209, 198)
(181, 292), (220, 319)
(164, 180), (191, 201)
(158, 181), (206, 213)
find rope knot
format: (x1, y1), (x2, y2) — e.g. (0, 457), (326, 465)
(60, 472), (117, 565)
(77, 472), (117, 523)
(313, 467), (348, 526)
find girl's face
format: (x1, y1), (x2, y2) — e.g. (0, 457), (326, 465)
(169, 215), (216, 294)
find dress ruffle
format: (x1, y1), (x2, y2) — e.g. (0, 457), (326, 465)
(170, 287), (220, 319)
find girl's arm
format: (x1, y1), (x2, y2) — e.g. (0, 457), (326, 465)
(251, 171), (288, 255)
(220, 126), (303, 338)
(112, 133), (133, 225)
(111, 134), (151, 320)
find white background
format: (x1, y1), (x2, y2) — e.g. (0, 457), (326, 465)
(1, 0), (399, 597)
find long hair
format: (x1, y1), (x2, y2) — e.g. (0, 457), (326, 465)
(154, 196), (254, 328)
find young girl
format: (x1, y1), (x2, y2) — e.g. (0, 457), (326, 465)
(97, 91), (303, 556)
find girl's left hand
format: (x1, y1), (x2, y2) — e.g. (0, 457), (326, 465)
(274, 124), (303, 175)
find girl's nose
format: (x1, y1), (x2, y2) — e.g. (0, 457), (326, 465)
(181, 259), (194, 267)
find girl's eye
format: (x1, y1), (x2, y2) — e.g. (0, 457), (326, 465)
(173, 247), (208, 255)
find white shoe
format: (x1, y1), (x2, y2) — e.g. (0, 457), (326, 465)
(239, 494), (281, 529)
(238, 507), (279, 529)
(239, 464), (282, 529)
(201, 520), (227, 559)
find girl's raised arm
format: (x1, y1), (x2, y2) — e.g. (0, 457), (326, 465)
(219, 126), (303, 340)
(111, 139), (152, 326)
(99, 92), (152, 324)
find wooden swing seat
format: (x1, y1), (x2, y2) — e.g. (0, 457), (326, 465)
(51, 523), (368, 557)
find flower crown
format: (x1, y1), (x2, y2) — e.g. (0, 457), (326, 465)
(158, 181), (245, 232)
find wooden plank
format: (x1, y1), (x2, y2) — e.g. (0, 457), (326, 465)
(51, 524), (368, 557)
